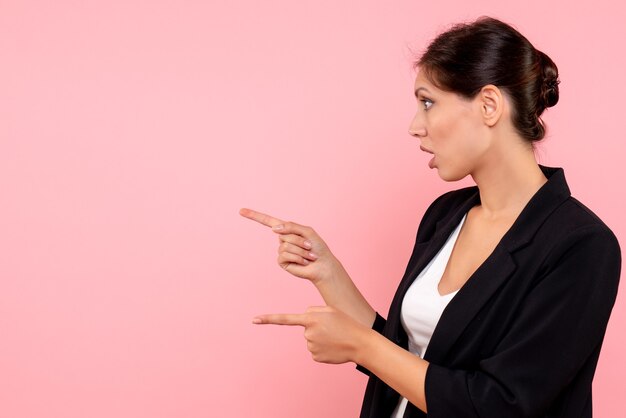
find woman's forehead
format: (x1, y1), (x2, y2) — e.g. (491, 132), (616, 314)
(413, 71), (437, 93)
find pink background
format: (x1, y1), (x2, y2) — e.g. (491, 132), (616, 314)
(1, 1), (624, 417)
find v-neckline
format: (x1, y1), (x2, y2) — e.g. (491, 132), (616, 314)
(437, 211), (468, 297)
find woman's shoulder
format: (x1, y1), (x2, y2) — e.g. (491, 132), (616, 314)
(559, 196), (616, 232)
(539, 165), (618, 242)
(545, 195), (621, 255)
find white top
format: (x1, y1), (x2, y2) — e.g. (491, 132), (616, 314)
(391, 212), (467, 418)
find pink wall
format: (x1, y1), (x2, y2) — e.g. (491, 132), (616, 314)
(1, 1), (624, 417)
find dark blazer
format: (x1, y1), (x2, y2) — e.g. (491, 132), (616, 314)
(358, 165), (621, 418)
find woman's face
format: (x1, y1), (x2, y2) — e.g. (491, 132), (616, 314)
(409, 70), (490, 182)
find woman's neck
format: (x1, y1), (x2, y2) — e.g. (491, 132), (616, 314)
(471, 147), (548, 220)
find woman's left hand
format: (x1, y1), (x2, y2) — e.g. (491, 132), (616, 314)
(253, 306), (370, 364)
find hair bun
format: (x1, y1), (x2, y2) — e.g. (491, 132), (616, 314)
(537, 49), (560, 108)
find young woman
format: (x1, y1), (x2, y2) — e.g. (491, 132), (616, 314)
(240, 17), (621, 417)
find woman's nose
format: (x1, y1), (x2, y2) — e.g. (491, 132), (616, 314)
(408, 114), (427, 138)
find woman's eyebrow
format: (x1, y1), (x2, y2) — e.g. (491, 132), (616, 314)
(414, 87), (432, 98)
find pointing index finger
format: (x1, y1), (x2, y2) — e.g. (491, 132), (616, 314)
(252, 313), (309, 326)
(239, 208), (285, 229)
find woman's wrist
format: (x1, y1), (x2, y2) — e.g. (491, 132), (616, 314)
(311, 258), (376, 327)
(351, 325), (379, 366)
(311, 257), (348, 290)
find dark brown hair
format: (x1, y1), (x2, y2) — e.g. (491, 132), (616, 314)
(416, 17), (560, 142)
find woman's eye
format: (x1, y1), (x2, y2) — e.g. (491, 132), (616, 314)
(421, 98), (434, 110)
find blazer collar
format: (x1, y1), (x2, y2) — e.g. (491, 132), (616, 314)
(386, 165), (571, 363)
(433, 165), (571, 253)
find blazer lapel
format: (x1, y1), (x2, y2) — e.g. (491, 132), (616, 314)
(395, 188), (482, 299)
(424, 165), (572, 364)
(385, 192), (480, 342)
(424, 247), (517, 363)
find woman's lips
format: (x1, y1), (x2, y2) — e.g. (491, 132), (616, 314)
(420, 146), (435, 168)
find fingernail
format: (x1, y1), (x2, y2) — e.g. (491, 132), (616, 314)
(304, 240), (312, 249)
(309, 252), (318, 259)
(272, 225), (284, 231)
(302, 259), (310, 265)
(252, 318), (262, 324)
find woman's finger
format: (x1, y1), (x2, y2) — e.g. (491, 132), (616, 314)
(240, 209), (318, 243)
(279, 241), (318, 261)
(239, 208), (285, 228)
(252, 313), (309, 326)
(278, 234), (313, 250)
(278, 251), (310, 267)
(271, 221), (316, 239)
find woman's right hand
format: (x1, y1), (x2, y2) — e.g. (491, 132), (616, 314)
(239, 208), (347, 286)
(240, 207), (375, 327)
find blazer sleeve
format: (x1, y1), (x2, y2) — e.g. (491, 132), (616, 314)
(424, 225), (622, 417)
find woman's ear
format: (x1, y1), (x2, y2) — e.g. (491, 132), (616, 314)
(478, 84), (505, 127)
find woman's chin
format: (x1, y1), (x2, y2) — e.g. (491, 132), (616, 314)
(436, 167), (468, 182)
